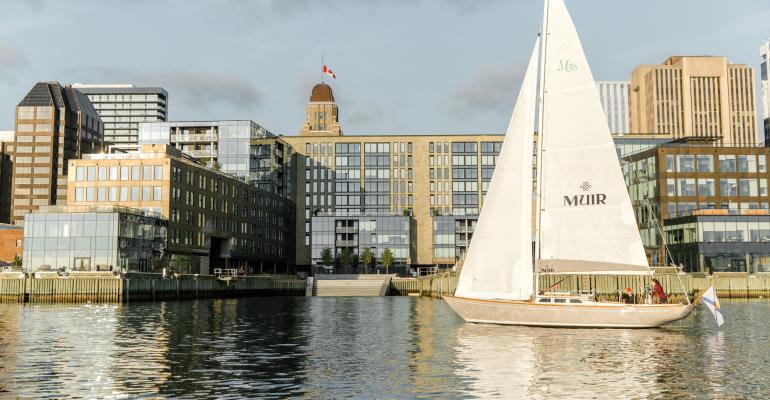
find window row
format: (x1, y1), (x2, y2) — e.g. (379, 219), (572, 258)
(74, 186), (163, 203)
(75, 165), (164, 182)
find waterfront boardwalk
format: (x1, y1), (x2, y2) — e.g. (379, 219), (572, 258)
(391, 270), (770, 301)
(2, 270), (768, 304)
(0, 272), (306, 303)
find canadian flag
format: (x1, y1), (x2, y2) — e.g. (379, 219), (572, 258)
(323, 65), (336, 79)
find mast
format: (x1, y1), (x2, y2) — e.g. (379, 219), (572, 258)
(534, 0), (550, 263)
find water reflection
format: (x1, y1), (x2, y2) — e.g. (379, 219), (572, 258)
(0, 298), (768, 398)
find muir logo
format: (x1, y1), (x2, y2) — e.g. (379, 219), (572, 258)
(563, 182), (606, 207)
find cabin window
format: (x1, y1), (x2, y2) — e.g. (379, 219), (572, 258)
(538, 298), (551, 303)
(554, 298), (567, 303)
(569, 299), (582, 304)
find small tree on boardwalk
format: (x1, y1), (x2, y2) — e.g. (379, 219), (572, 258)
(321, 247), (333, 269)
(11, 254), (21, 267)
(381, 248), (394, 275)
(361, 248), (374, 274)
(340, 248), (353, 273)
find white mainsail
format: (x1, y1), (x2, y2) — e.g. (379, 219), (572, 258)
(536, 0), (648, 269)
(454, 38), (540, 300)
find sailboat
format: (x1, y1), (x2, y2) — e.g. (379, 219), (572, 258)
(443, 0), (694, 328)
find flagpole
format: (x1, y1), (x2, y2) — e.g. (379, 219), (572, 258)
(322, 53), (325, 83)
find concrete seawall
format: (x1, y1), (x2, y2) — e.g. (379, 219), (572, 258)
(0, 272), (306, 303)
(391, 271), (770, 301)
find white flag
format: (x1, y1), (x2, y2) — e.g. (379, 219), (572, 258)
(701, 286), (724, 327)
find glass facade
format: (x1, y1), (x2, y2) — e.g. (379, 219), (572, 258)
(22, 207), (167, 273)
(664, 215), (770, 273)
(623, 144), (770, 266)
(432, 215), (478, 265)
(139, 121), (292, 198)
(310, 215), (411, 271)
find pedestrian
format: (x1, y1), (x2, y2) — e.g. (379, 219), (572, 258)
(651, 278), (667, 304)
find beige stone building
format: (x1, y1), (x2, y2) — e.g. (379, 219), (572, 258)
(67, 144), (294, 274)
(284, 83), (503, 270)
(630, 56), (757, 146)
(11, 82), (104, 225)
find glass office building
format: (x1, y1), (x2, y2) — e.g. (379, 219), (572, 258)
(310, 214), (411, 272)
(72, 84), (167, 152)
(663, 214), (770, 273)
(22, 206), (167, 273)
(622, 140), (770, 270)
(432, 215), (478, 267)
(139, 120), (293, 198)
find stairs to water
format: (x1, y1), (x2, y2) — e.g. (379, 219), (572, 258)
(312, 274), (393, 297)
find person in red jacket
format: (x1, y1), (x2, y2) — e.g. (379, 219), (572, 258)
(651, 278), (668, 304)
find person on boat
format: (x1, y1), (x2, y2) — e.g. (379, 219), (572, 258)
(651, 279), (668, 304)
(621, 287), (634, 304)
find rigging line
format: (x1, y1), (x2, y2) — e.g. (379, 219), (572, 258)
(634, 168), (691, 304)
(535, 0), (550, 264)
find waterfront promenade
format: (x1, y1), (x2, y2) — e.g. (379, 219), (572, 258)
(0, 272), (305, 303)
(0, 270), (767, 303)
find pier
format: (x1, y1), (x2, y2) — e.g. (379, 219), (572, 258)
(0, 272), (306, 303)
(391, 271), (770, 301)
(2, 270), (769, 304)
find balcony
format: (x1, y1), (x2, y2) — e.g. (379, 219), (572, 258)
(171, 134), (218, 142)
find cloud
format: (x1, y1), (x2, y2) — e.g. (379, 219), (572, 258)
(0, 36), (28, 83)
(64, 66), (264, 116)
(345, 99), (384, 130)
(447, 61), (525, 116)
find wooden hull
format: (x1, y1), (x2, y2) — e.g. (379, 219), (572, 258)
(443, 296), (694, 328)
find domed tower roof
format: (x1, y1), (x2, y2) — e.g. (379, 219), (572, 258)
(310, 83), (334, 102)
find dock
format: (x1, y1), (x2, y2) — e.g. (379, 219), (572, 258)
(391, 271), (770, 301)
(0, 272), (306, 303)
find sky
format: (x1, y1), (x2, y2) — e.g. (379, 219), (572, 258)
(1, 0), (770, 136)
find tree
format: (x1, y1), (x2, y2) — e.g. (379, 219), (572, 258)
(339, 248), (353, 272)
(11, 254), (22, 267)
(320, 247), (333, 269)
(361, 248), (374, 274)
(381, 248), (394, 275)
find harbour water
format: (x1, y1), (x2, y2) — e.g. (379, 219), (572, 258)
(0, 297), (766, 399)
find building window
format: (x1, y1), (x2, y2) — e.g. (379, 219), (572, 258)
(131, 166), (140, 180)
(75, 187), (84, 202)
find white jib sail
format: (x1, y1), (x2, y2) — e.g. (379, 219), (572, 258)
(537, 0), (648, 268)
(454, 38), (540, 301)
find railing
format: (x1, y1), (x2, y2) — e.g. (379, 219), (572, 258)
(214, 269), (238, 278)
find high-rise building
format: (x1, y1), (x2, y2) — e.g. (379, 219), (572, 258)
(67, 144), (295, 274)
(282, 82), (503, 271)
(760, 41), (770, 145)
(630, 56), (757, 146)
(71, 84), (168, 153)
(11, 82), (103, 225)
(622, 138), (770, 272)
(596, 81), (630, 134)
(138, 120), (293, 198)
(0, 131), (13, 223)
